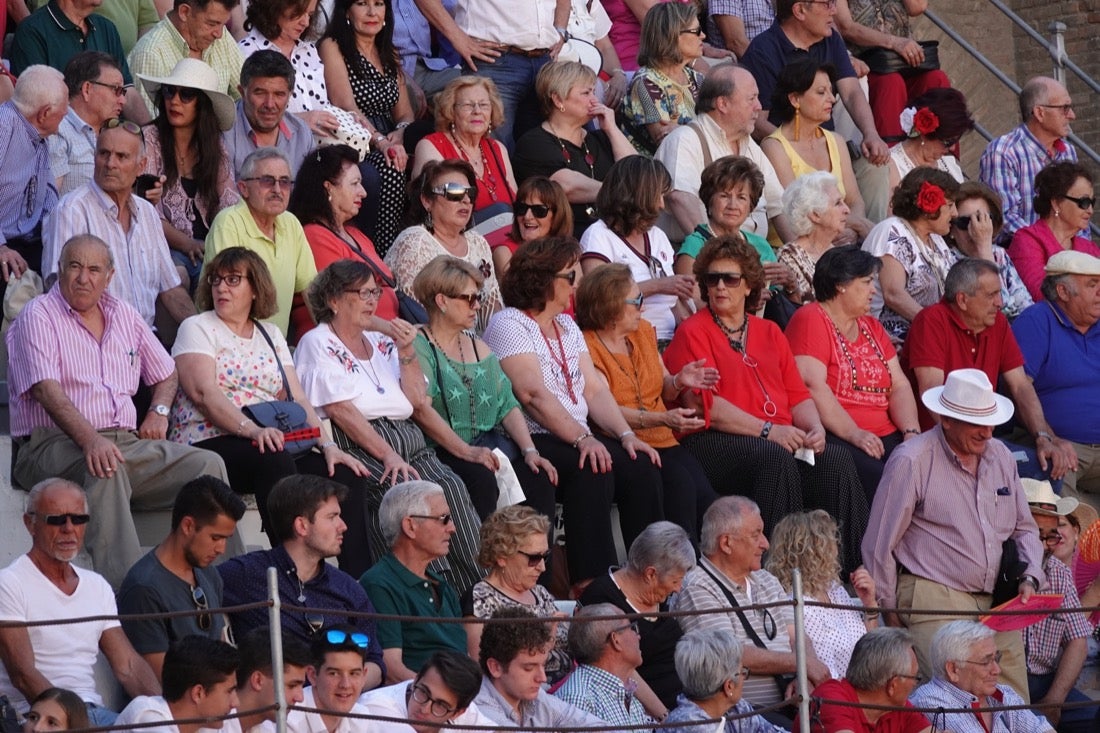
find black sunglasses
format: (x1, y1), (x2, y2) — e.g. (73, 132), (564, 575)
(448, 291), (483, 307)
(516, 549), (552, 567)
(31, 512), (91, 526)
(191, 585), (211, 631)
(555, 270), (577, 285)
(680, 26), (704, 35)
(1062, 194), (1096, 210)
(431, 182), (477, 202)
(161, 84), (200, 103)
(704, 271), (744, 288)
(758, 607), (777, 640)
(515, 202), (552, 218)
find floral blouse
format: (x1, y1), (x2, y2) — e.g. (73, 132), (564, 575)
(620, 65), (702, 155)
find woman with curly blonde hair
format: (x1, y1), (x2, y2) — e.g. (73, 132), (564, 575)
(460, 505), (571, 683)
(765, 510), (878, 678)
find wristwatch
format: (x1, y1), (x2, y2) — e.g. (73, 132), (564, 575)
(1018, 574), (1039, 589)
(150, 404), (170, 418)
(760, 421), (772, 440)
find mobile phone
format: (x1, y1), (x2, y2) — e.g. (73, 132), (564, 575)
(133, 173), (159, 198)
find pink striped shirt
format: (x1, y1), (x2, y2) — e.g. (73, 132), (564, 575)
(862, 426), (1046, 608)
(6, 287), (175, 437)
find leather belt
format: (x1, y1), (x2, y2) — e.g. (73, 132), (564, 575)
(501, 45), (551, 58)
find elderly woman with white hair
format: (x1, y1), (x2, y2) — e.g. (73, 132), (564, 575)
(658, 629), (785, 733)
(580, 521), (697, 714)
(910, 621), (1053, 733)
(777, 171), (852, 304)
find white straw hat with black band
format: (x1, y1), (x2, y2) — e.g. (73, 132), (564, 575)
(138, 58), (236, 132)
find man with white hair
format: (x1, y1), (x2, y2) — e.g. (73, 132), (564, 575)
(862, 368), (1045, 698)
(910, 621), (1054, 733)
(1013, 251), (1100, 507)
(554, 603), (653, 731)
(360, 480), (468, 683)
(0, 65), (68, 280)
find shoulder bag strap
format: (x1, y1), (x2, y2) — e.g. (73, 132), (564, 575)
(319, 223), (398, 289)
(688, 121), (713, 168)
(697, 562), (769, 649)
(252, 319), (293, 400)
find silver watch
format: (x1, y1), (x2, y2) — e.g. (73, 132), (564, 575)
(150, 404), (170, 417)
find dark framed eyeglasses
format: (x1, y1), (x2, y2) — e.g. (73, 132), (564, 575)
(515, 202), (552, 218)
(624, 294), (644, 307)
(1062, 194), (1096, 210)
(101, 117), (142, 135)
(893, 672), (924, 684)
(191, 584), (211, 631)
(951, 215), (972, 230)
(704, 271), (744, 288)
(161, 84), (200, 103)
(208, 273), (244, 287)
(409, 513), (453, 526)
(324, 629), (370, 648)
(345, 286), (383, 300)
(802, 0), (837, 7)
(29, 512), (91, 526)
(516, 549), (552, 567)
(680, 26), (704, 35)
(757, 607), (777, 640)
(1038, 103), (1074, 115)
(554, 270), (577, 285)
(1039, 531), (1063, 544)
(91, 80), (128, 97)
(241, 175), (295, 189)
(409, 683), (457, 718)
(605, 621), (640, 643)
(448, 291), (483, 307)
(431, 182), (477, 202)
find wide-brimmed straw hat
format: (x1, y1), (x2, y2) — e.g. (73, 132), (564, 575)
(920, 368), (1014, 426)
(1023, 478), (1079, 517)
(138, 58), (236, 132)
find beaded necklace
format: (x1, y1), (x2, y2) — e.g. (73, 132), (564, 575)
(535, 316), (578, 404)
(451, 133), (500, 202)
(424, 326), (479, 429)
(547, 122), (595, 177)
(826, 311), (890, 394)
(595, 332), (645, 410)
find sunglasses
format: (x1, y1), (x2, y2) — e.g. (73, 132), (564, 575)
(1063, 194), (1096, 210)
(704, 271), (744, 288)
(305, 612), (325, 634)
(241, 175), (295, 189)
(448, 291), (483, 307)
(555, 270), (577, 285)
(516, 549), (552, 567)
(324, 629), (370, 648)
(624, 294), (644, 307)
(409, 513), (453, 525)
(191, 585), (212, 631)
(161, 84), (200, 103)
(515, 202), (552, 218)
(208, 273), (244, 287)
(431, 182), (477, 202)
(605, 621), (640, 642)
(680, 26), (704, 35)
(100, 117), (142, 135)
(938, 137), (960, 148)
(30, 512), (91, 526)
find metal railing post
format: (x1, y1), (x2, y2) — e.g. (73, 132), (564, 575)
(268, 567), (287, 733)
(1048, 21), (1067, 85)
(792, 568), (810, 733)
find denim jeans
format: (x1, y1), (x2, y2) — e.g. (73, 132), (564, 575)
(466, 51), (550, 153)
(1027, 671), (1099, 733)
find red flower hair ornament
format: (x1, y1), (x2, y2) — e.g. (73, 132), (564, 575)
(916, 181), (947, 215)
(900, 106), (941, 139)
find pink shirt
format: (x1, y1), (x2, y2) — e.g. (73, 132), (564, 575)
(7, 287), (175, 437)
(1008, 219), (1100, 301)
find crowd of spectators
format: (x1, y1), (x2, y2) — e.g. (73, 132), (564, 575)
(0, 0), (1097, 730)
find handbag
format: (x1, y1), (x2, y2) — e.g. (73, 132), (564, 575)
(313, 105), (373, 161)
(339, 239), (429, 324)
(858, 40), (940, 78)
(244, 321), (319, 455)
(763, 290), (800, 331)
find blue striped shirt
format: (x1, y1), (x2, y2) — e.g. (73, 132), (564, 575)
(0, 100), (58, 247)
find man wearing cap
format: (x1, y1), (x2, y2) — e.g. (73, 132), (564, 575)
(902, 257), (1077, 480)
(862, 368), (1045, 699)
(1022, 478), (1098, 733)
(1013, 251), (1100, 511)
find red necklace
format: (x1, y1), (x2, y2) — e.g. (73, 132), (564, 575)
(451, 133), (499, 202)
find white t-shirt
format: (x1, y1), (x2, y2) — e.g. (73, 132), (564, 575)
(287, 687), (371, 733)
(115, 696), (179, 733)
(294, 322), (414, 421)
(358, 680), (497, 733)
(579, 219), (679, 340)
(0, 555), (120, 712)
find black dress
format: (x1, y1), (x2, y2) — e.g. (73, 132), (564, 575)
(579, 569), (684, 709)
(513, 126), (615, 238)
(347, 52), (409, 257)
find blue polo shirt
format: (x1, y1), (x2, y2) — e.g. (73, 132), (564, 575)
(741, 21), (855, 128)
(11, 0), (132, 82)
(1012, 299), (1100, 444)
(360, 553), (466, 673)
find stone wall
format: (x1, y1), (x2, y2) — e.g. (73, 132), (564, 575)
(912, 1), (1098, 182)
